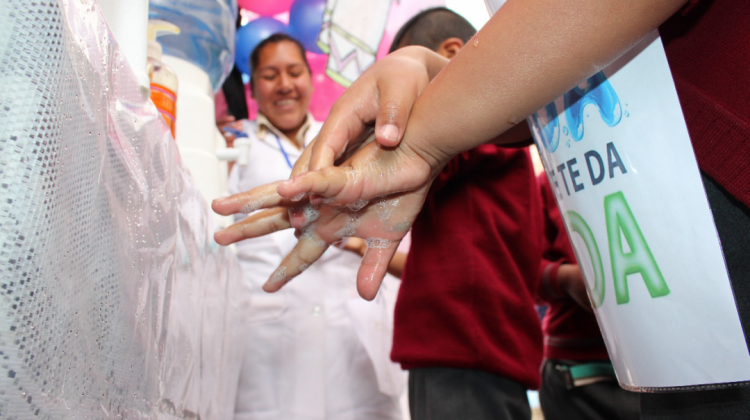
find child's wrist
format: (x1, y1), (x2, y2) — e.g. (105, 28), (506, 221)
(402, 132), (452, 179)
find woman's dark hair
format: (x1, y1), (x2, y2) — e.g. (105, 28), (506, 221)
(249, 33), (311, 88)
(389, 7), (476, 53)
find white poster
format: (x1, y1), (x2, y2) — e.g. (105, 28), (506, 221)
(528, 31), (750, 390)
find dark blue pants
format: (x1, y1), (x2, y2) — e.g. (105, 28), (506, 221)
(409, 367), (531, 420)
(540, 360), (640, 420)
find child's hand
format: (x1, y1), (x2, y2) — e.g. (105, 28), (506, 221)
(305, 46), (448, 171)
(279, 137), (438, 209)
(212, 140), (435, 300)
(558, 264), (593, 313)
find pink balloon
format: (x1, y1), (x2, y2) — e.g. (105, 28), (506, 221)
(306, 51), (327, 74)
(306, 52), (345, 121)
(238, 0), (294, 17)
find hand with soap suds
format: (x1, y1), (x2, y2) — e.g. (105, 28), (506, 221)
(212, 149), (425, 300)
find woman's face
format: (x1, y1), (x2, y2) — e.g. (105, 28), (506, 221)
(252, 41), (313, 135)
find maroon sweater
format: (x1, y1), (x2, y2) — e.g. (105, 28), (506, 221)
(392, 145), (544, 390)
(537, 174), (609, 361)
(661, 0), (750, 209)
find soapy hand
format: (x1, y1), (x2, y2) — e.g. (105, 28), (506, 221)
(212, 47), (450, 300)
(213, 137), (437, 300)
(213, 146), (431, 300)
(558, 264), (593, 313)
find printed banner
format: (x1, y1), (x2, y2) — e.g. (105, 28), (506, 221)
(529, 31), (750, 390)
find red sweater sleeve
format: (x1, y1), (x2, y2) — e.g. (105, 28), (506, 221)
(536, 174), (610, 360)
(539, 260), (565, 302)
(537, 174), (577, 302)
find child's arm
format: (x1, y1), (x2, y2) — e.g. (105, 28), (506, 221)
(399, 0), (688, 166)
(539, 261), (592, 313)
(307, 46), (449, 169)
(305, 0), (689, 173)
(557, 264), (593, 312)
(280, 0), (690, 202)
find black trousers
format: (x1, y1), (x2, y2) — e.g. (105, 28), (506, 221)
(408, 367), (531, 420)
(539, 360), (640, 420)
(640, 173), (750, 419)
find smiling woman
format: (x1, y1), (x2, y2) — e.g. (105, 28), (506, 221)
(249, 34), (313, 147)
(228, 33), (405, 420)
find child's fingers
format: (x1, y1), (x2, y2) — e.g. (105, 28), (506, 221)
(374, 76), (419, 147)
(277, 167), (354, 203)
(212, 181), (288, 216)
(309, 120), (365, 172)
(356, 239), (400, 301)
(214, 207), (290, 246)
(262, 231), (329, 293)
(308, 85), (382, 171)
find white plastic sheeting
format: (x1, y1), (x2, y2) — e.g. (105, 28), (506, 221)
(0, 0), (250, 418)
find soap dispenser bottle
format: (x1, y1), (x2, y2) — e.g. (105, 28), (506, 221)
(147, 20), (180, 139)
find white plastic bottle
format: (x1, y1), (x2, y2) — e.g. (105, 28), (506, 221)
(147, 20), (180, 139)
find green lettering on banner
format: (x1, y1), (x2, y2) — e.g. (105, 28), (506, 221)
(604, 191), (670, 304)
(566, 210), (605, 308)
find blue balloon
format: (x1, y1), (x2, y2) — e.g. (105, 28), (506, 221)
(235, 17), (288, 75)
(288, 0), (326, 54)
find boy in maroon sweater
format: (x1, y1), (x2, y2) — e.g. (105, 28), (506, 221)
(388, 9), (544, 420)
(537, 174), (639, 420)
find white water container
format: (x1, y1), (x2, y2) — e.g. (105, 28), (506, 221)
(163, 55), (232, 227)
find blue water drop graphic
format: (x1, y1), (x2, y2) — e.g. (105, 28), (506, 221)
(529, 102), (561, 152)
(563, 71), (623, 142)
(531, 71), (623, 152)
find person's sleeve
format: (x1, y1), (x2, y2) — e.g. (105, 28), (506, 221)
(539, 173), (577, 263)
(681, 0), (702, 15)
(537, 174), (577, 302)
(538, 259), (566, 302)
(431, 145), (506, 192)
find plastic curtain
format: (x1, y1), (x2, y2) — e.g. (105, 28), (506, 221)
(0, 0), (250, 418)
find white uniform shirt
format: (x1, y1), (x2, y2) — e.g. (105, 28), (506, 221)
(230, 115), (404, 420)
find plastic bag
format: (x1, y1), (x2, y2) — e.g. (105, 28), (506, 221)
(0, 0), (250, 417)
